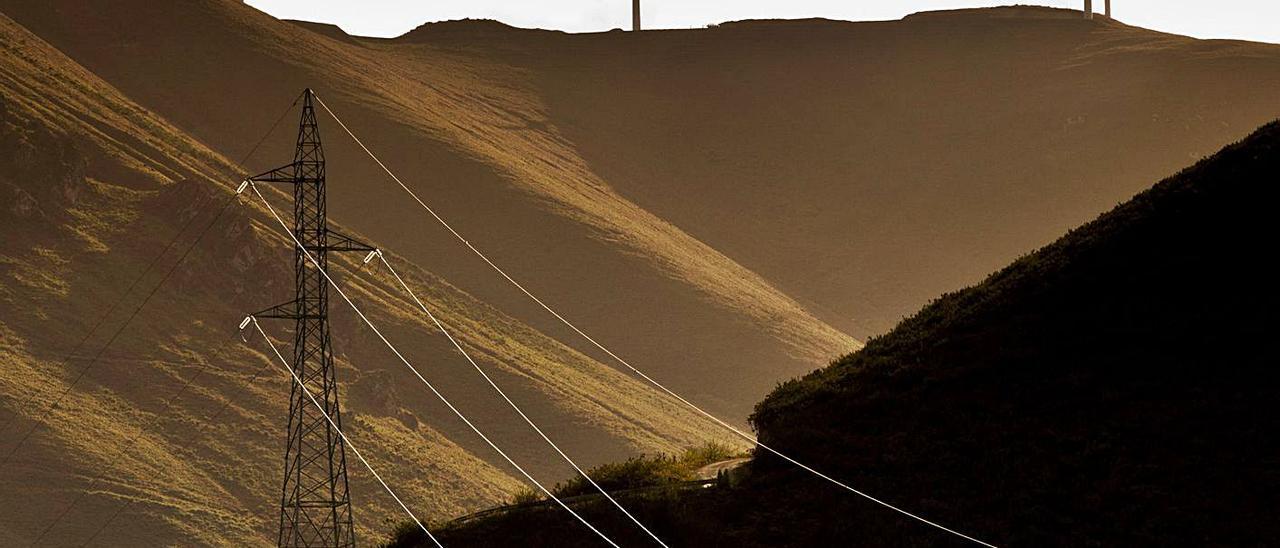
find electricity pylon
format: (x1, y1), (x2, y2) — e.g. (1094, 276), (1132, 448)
(249, 88), (374, 547)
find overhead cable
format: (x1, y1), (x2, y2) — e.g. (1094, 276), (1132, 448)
(245, 182), (621, 548)
(375, 249), (668, 547)
(313, 92), (997, 548)
(249, 317), (442, 548)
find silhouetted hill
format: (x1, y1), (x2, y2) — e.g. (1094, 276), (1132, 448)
(904, 5), (1085, 21)
(419, 121), (1280, 546)
(399, 19), (556, 42)
(285, 19), (360, 44)
(749, 119), (1280, 546)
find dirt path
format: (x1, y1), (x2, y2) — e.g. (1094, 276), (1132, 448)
(694, 457), (752, 480)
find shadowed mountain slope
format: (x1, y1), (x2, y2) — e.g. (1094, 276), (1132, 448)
(422, 116), (1280, 548)
(747, 119), (1280, 546)
(746, 119), (1280, 546)
(414, 5), (1280, 339)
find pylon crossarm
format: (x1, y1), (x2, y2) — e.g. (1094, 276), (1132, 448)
(239, 179), (375, 256)
(320, 230), (376, 254)
(252, 299), (318, 321)
(247, 162), (304, 184)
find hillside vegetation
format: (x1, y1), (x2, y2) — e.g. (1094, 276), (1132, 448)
(12, 2), (1280, 423)
(427, 119), (1280, 546)
(1, 0), (858, 422)
(0, 12), (735, 545)
(5, 1), (1280, 544)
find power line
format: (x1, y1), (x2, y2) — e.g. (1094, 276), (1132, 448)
(249, 318), (442, 548)
(312, 92), (998, 548)
(0, 192), (206, 436)
(0, 91), (301, 469)
(374, 250), (668, 547)
(8, 92), (301, 545)
(80, 356), (273, 545)
(28, 347), (241, 544)
(0, 198), (236, 470)
(0, 182), (231, 435)
(245, 181), (621, 548)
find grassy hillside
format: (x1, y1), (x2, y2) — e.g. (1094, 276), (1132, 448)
(6, 2), (1280, 544)
(0, 0), (857, 422)
(425, 120), (1280, 546)
(10, 2), (1280, 421)
(0, 12), (737, 545)
(454, 5), (1280, 339)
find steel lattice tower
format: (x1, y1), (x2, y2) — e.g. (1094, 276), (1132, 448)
(250, 88), (374, 547)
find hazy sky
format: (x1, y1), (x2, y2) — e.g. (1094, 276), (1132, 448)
(245, 1), (1280, 44)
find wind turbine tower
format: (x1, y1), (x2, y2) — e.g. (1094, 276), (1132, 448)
(1084, 0), (1112, 19)
(633, 0), (641, 31)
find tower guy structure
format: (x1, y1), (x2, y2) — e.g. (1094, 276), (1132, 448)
(249, 88), (375, 547)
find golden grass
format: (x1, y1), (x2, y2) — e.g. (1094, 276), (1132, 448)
(0, 12), (766, 544)
(215, 4), (858, 362)
(339, 249), (748, 455)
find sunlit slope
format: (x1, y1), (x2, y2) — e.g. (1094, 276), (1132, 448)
(0, 14), (519, 544)
(0, 13), (737, 545)
(398, 7), (1280, 337)
(0, 0), (860, 421)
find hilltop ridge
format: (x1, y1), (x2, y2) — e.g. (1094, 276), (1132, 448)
(284, 19), (360, 43)
(399, 18), (555, 41)
(905, 5), (1088, 20)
